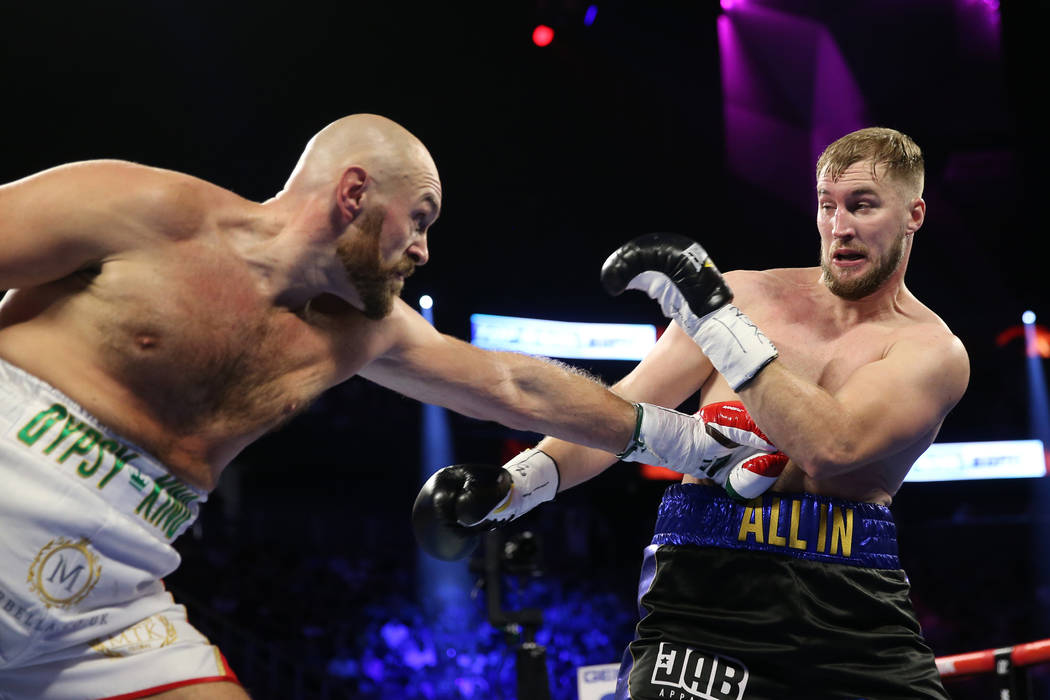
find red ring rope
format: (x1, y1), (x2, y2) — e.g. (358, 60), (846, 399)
(937, 639), (1050, 677)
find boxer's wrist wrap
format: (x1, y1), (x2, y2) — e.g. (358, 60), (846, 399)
(616, 402), (645, 460)
(488, 448), (560, 523)
(686, 304), (778, 391)
(617, 403), (700, 469)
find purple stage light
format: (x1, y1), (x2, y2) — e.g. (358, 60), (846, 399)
(718, 5), (866, 211)
(960, 0), (1002, 46)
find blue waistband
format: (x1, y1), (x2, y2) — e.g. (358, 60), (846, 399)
(652, 484), (900, 569)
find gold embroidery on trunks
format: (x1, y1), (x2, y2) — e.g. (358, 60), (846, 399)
(26, 537), (102, 609)
(91, 614), (178, 657)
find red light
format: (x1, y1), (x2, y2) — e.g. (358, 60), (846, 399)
(639, 464), (682, 481)
(996, 324), (1050, 358)
(532, 24), (554, 47)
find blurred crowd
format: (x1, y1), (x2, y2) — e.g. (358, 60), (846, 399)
(166, 463), (1050, 699)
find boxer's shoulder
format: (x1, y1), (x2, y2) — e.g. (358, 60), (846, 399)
(52, 160), (249, 243)
(724, 266), (818, 287)
(886, 314), (967, 371)
(723, 267), (821, 307)
(117, 164), (249, 242)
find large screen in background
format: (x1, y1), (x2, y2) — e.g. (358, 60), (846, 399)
(470, 313), (657, 361)
(471, 314), (1048, 483)
(638, 440), (1048, 483)
(904, 439), (1046, 482)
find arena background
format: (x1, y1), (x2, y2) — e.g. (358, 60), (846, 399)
(2, 0), (1049, 697)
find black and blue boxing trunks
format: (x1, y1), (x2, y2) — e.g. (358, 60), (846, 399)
(615, 483), (947, 700)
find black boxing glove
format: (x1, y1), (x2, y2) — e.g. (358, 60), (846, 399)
(412, 449), (559, 561)
(601, 233), (778, 390)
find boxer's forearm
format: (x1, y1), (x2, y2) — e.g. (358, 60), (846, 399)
(534, 435), (621, 492)
(736, 342), (967, 478)
(735, 361), (858, 476)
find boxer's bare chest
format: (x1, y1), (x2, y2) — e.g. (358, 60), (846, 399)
(695, 280), (908, 501)
(705, 291), (896, 402)
(3, 244), (371, 443)
(759, 311), (891, 394)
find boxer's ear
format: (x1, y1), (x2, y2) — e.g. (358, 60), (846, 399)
(905, 196), (925, 235)
(336, 166), (368, 223)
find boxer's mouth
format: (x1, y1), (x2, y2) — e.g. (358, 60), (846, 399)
(833, 249), (866, 262)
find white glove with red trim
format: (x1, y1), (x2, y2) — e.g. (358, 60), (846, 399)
(619, 400), (787, 500)
(714, 446), (789, 501)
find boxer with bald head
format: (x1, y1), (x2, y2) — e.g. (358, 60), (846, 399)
(0, 114), (734, 698)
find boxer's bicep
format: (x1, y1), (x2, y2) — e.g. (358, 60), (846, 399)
(360, 304), (569, 419)
(831, 333), (969, 465)
(357, 303), (467, 405)
(0, 160), (171, 288)
(612, 320), (714, 409)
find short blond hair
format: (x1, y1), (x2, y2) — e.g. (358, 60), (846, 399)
(816, 127), (924, 197)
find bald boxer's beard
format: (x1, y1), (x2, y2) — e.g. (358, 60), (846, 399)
(337, 209), (416, 320)
(821, 229), (907, 301)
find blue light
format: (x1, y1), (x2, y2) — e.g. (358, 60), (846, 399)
(381, 621), (410, 648)
(328, 574), (636, 698)
(415, 292), (474, 637)
(1023, 310), (1036, 325)
(584, 5), (598, 26)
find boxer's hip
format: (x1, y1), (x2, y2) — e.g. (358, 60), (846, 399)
(614, 484), (946, 699)
(650, 482), (900, 568)
(0, 358), (206, 669)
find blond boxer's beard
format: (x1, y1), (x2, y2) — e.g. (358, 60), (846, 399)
(821, 229), (907, 301)
(337, 209), (415, 320)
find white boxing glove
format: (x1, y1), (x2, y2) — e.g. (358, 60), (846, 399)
(709, 445), (790, 501)
(618, 400), (787, 500)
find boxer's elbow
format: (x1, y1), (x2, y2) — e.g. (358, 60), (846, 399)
(794, 435), (861, 478)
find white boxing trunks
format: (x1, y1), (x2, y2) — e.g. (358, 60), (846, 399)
(0, 358), (240, 699)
